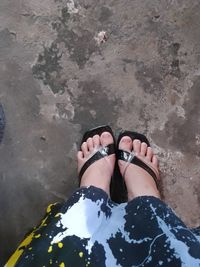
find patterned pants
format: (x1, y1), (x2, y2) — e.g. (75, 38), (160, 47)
(6, 186), (200, 267)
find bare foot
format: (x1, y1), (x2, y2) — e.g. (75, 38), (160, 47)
(118, 136), (160, 201)
(77, 132), (115, 196)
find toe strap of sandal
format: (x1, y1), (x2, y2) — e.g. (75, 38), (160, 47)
(117, 149), (159, 188)
(79, 143), (115, 180)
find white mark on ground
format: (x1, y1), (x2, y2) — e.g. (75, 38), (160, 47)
(94, 31), (108, 45)
(176, 105), (186, 119)
(195, 134), (200, 145)
(67, 0), (79, 14)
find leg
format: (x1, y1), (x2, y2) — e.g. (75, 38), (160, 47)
(116, 135), (200, 266)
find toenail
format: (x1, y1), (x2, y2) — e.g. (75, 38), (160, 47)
(134, 139), (140, 143)
(102, 132), (110, 137)
(122, 137), (131, 142)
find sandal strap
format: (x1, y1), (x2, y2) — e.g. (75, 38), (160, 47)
(117, 149), (158, 188)
(79, 143), (115, 179)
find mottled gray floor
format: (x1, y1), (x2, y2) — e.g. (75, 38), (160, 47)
(0, 0), (200, 265)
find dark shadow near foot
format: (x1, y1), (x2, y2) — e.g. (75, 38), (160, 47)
(110, 162), (127, 203)
(0, 103), (5, 144)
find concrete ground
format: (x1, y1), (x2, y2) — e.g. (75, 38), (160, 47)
(0, 0), (200, 264)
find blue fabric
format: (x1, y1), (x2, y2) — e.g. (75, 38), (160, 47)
(7, 186), (200, 267)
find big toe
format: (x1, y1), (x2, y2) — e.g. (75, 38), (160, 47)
(119, 136), (132, 152)
(100, 131), (114, 147)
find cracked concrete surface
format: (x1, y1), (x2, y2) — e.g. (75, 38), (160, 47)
(0, 0), (200, 264)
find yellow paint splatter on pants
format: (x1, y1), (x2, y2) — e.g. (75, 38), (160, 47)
(58, 242), (63, 248)
(46, 204), (53, 213)
(48, 246), (53, 253)
(5, 232), (34, 266)
(79, 251), (84, 257)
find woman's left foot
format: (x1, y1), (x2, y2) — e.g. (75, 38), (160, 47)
(118, 136), (160, 200)
(77, 132), (115, 195)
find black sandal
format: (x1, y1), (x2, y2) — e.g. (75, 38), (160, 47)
(0, 104), (5, 144)
(117, 130), (159, 188)
(78, 125), (116, 181)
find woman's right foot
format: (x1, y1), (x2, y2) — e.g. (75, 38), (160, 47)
(118, 136), (161, 201)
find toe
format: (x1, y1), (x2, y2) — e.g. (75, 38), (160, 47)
(93, 134), (100, 148)
(100, 131), (114, 147)
(119, 136), (132, 152)
(77, 151), (84, 160)
(152, 155), (159, 168)
(87, 137), (94, 152)
(141, 142), (148, 156)
(146, 147), (153, 161)
(133, 139), (141, 154)
(81, 142), (89, 156)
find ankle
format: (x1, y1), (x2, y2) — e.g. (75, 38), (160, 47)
(123, 165), (160, 200)
(80, 179), (110, 196)
(80, 168), (111, 196)
(127, 185), (161, 201)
